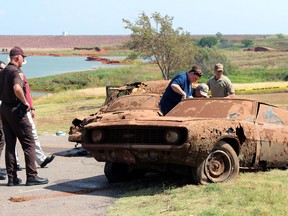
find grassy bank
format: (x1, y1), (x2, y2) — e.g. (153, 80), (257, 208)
(28, 59), (288, 93)
(33, 87), (106, 134)
(107, 169), (288, 216)
(27, 47), (132, 57)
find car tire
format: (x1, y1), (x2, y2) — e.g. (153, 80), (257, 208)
(192, 141), (239, 185)
(104, 162), (147, 183)
(104, 162), (130, 183)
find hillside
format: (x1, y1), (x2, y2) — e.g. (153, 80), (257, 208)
(0, 35), (130, 49)
(1, 34), (286, 50)
(0, 34), (268, 50)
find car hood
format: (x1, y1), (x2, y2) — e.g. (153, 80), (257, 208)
(84, 109), (162, 125)
(84, 114), (246, 129)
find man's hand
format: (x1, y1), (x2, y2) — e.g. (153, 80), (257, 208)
(31, 110), (35, 118)
(181, 93), (186, 100)
(23, 100), (30, 111)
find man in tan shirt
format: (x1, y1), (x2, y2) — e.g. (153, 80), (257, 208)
(207, 63), (235, 98)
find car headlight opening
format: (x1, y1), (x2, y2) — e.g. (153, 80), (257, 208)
(91, 129), (103, 143)
(164, 129), (180, 145)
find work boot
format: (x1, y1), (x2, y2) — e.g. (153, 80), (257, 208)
(0, 169), (6, 180)
(0, 172), (6, 180)
(16, 164), (23, 171)
(40, 154), (55, 168)
(7, 178), (22, 186)
(26, 176), (49, 186)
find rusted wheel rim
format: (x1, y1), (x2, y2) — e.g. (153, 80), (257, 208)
(204, 149), (232, 182)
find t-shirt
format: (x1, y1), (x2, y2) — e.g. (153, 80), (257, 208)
(0, 62), (26, 104)
(160, 72), (193, 115)
(207, 75), (234, 97)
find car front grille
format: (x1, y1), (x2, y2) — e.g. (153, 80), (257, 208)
(89, 126), (187, 145)
(105, 127), (164, 144)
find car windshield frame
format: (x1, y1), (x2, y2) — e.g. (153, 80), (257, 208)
(106, 94), (160, 112)
(166, 98), (256, 121)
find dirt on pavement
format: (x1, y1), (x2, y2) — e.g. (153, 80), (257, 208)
(0, 135), (121, 216)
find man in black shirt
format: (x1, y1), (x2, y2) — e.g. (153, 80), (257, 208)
(0, 61), (6, 180)
(0, 47), (48, 186)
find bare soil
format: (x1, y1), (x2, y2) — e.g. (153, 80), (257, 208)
(237, 92), (288, 109)
(233, 82), (288, 109)
(233, 81), (288, 90)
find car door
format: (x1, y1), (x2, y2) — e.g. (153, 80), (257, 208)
(256, 103), (288, 167)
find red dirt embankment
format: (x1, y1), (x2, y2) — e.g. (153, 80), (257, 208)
(0, 35), (130, 49)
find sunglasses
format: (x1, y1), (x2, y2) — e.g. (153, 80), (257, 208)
(16, 55), (26, 59)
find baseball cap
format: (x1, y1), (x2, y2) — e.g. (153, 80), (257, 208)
(9, 46), (27, 57)
(196, 83), (209, 98)
(190, 65), (203, 77)
(214, 63), (224, 71)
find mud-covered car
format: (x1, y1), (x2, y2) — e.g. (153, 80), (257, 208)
(68, 80), (169, 144)
(81, 98), (288, 184)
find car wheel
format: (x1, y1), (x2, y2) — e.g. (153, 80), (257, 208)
(192, 141), (239, 185)
(104, 162), (130, 183)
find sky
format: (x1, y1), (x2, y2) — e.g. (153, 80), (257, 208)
(0, 0), (287, 36)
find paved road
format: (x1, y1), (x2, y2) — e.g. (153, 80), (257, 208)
(0, 135), (120, 216)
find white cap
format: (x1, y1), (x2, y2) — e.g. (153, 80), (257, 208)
(196, 83), (209, 98)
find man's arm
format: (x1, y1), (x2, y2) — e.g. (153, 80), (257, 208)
(171, 84), (186, 100)
(24, 76), (35, 117)
(13, 84), (30, 110)
(226, 78), (235, 98)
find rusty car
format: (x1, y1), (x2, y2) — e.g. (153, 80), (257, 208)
(68, 80), (169, 144)
(80, 97), (288, 184)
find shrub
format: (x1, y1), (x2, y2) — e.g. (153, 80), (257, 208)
(241, 39), (254, 47)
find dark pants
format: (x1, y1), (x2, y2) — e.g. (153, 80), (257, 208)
(0, 116), (4, 159)
(0, 104), (37, 181)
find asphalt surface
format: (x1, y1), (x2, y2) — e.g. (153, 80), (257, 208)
(0, 135), (120, 216)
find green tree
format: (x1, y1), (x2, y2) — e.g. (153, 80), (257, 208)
(194, 47), (234, 75)
(219, 38), (233, 48)
(241, 39), (254, 47)
(198, 36), (218, 48)
(123, 12), (196, 80)
(216, 32), (223, 40)
(276, 33), (285, 39)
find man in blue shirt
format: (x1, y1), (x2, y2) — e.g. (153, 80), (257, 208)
(159, 65), (203, 115)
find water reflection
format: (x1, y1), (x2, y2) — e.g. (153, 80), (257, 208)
(32, 91), (50, 97)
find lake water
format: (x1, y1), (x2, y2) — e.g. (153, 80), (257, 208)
(0, 54), (124, 78)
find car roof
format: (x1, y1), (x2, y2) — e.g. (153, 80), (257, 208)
(166, 98), (263, 120)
